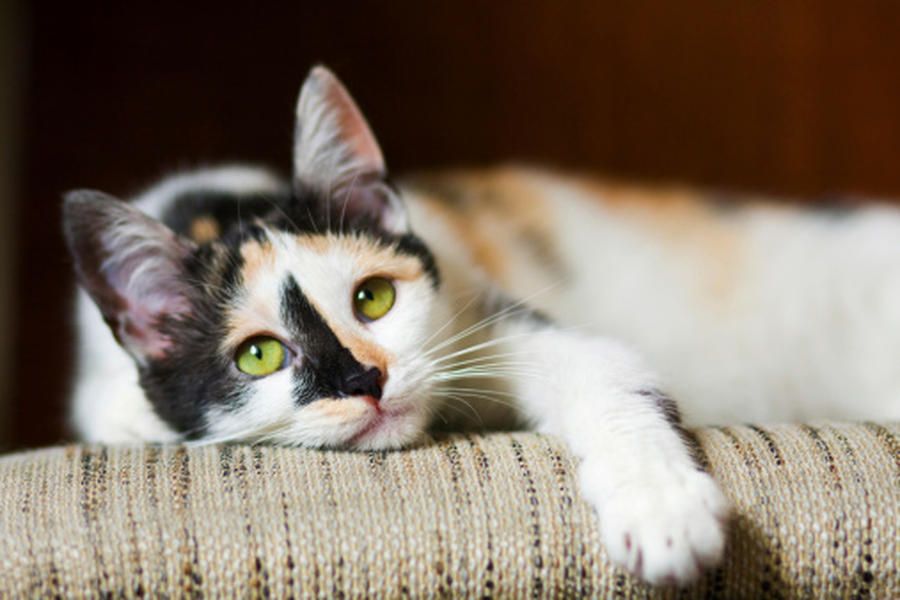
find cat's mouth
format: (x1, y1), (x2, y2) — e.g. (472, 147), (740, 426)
(347, 404), (415, 448)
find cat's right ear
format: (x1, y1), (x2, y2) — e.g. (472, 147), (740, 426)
(63, 191), (196, 364)
(292, 66), (409, 234)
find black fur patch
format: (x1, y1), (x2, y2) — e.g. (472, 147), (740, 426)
(166, 182), (440, 288)
(280, 276), (382, 405)
(810, 195), (858, 218)
(393, 232), (440, 288)
(161, 188), (293, 240)
(637, 388), (683, 426)
(481, 291), (552, 329)
(636, 388), (707, 471)
(138, 270), (247, 439)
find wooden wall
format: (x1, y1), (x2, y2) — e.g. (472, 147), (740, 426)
(13, 2), (900, 448)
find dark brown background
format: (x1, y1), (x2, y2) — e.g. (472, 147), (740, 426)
(10, 2), (900, 449)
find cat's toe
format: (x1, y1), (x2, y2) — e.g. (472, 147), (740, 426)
(589, 469), (730, 585)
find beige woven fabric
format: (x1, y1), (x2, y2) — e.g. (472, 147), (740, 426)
(0, 423), (897, 598)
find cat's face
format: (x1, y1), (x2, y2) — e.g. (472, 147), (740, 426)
(64, 67), (443, 449)
(213, 226), (442, 449)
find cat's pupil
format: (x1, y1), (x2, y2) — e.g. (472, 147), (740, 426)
(250, 345), (263, 360)
(358, 289), (374, 302)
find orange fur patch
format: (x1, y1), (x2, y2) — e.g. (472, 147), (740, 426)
(405, 167), (558, 283)
(309, 397), (369, 420)
(223, 299), (284, 352)
(239, 238), (277, 287)
(580, 179), (743, 303)
(222, 239), (281, 351)
(189, 216), (221, 243)
(294, 234), (424, 282)
(416, 193), (506, 278)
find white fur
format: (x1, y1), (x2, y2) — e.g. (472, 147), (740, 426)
(461, 170), (900, 425)
(134, 165), (286, 218)
(72, 290), (180, 443)
(491, 320), (728, 583)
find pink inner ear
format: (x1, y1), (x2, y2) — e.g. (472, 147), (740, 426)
(120, 302), (175, 359)
(100, 227), (194, 362)
(336, 178), (402, 230)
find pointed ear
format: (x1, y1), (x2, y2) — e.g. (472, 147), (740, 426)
(293, 66), (408, 233)
(63, 190), (196, 363)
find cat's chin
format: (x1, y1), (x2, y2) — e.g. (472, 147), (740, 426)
(344, 405), (427, 451)
(246, 395), (430, 450)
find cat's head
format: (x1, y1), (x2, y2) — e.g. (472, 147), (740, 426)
(64, 67), (444, 449)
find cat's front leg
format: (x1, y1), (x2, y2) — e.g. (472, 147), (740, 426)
(494, 316), (730, 585)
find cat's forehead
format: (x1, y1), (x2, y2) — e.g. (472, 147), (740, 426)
(236, 229), (426, 286)
(219, 228), (427, 349)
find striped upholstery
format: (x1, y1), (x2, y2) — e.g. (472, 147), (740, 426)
(0, 423), (897, 598)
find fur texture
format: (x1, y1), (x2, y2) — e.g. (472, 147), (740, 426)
(65, 67), (899, 585)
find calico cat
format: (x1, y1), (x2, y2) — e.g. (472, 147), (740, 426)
(64, 67), (899, 585)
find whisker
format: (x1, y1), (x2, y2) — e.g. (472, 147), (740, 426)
(429, 353), (535, 371)
(422, 304), (530, 359)
(436, 385), (519, 399)
(305, 204), (321, 235)
(429, 348), (526, 365)
(424, 401), (449, 426)
(422, 280), (563, 358)
(430, 361), (541, 378)
(432, 389), (521, 412)
(261, 194), (303, 236)
(427, 332), (540, 366)
(418, 288), (485, 350)
(426, 318), (597, 371)
(431, 371), (543, 383)
(338, 172), (361, 235)
(434, 368), (525, 380)
(423, 306), (521, 357)
(437, 394), (485, 426)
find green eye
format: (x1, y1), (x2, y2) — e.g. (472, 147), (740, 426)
(353, 277), (396, 322)
(235, 336), (288, 376)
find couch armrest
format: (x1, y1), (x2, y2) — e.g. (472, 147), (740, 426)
(1, 423), (897, 597)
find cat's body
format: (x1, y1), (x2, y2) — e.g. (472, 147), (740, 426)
(408, 169), (900, 425)
(64, 68), (898, 585)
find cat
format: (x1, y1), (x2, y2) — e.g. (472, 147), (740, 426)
(63, 66), (900, 585)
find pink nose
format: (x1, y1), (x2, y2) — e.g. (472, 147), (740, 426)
(361, 395), (381, 410)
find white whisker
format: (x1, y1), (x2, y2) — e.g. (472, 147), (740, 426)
(422, 280), (563, 358)
(432, 389), (521, 412)
(437, 394), (485, 426)
(418, 288), (485, 350)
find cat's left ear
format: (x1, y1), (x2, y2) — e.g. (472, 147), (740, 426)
(292, 66), (408, 233)
(63, 191), (197, 364)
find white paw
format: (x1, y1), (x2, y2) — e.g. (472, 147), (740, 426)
(582, 466), (730, 585)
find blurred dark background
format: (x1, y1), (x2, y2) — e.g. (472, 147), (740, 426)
(3, 2), (900, 450)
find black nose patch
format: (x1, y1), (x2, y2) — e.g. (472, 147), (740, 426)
(280, 275), (383, 405)
(339, 366), (383, 400)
